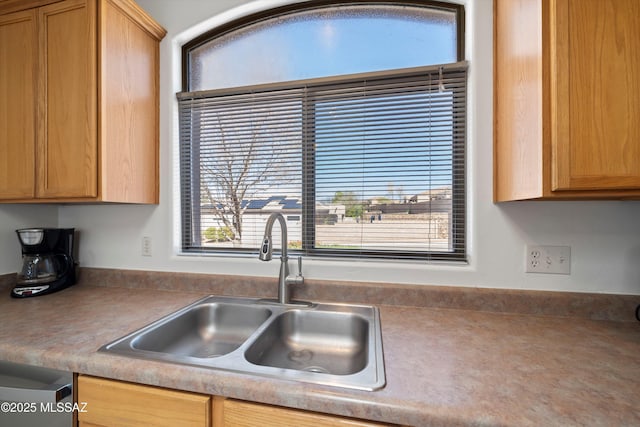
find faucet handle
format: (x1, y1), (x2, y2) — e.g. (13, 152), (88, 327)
(286, 256), (304, 286)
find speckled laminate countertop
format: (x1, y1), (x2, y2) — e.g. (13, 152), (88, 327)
(0, 272), (639, 426)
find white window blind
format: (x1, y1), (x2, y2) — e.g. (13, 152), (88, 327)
(179, 62), (467, 261)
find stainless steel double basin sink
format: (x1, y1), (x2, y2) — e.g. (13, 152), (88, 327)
(99, 296), (385, 391)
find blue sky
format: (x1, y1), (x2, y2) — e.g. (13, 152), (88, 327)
(192, 5), (457, 90)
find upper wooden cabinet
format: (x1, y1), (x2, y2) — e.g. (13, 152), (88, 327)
(0, 0), (166, 203)
(494, 0), (640, 201)
(0, 9), (37, 199)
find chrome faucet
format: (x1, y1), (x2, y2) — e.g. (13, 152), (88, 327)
(259, 212), (304, 304)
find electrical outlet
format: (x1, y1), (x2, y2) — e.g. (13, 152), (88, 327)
(526, 245), (570, 274)
(141, 236), (152, 257)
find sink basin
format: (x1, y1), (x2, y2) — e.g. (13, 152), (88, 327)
(245, 310), (368, 375)
(130, 303), (271, 358)
(100, 296), (385, 391)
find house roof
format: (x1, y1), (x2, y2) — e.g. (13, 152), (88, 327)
(202, 196), (302, 211)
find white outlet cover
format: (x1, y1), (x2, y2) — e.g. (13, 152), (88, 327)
(141, 236), (152, 257)
(526, 245), (571, 275)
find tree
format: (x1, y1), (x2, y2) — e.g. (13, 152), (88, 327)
(332, 191), (364, 219)
(199, 107), (300, 242)
(387, 182), (404, 202)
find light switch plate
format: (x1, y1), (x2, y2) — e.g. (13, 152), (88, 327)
(526, 245), (571, 274)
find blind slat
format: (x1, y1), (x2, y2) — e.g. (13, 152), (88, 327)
(179, 64), (467, 261)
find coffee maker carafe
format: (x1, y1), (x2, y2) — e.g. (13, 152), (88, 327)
(13, 228), (76, 298)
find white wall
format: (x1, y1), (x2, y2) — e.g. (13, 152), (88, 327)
(53, 0), (640, 295)
(0, 205), (58, 273)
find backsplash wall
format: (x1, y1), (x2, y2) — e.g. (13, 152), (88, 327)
(9, 0), (637, 295)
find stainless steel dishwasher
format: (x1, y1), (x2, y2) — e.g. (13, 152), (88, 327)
(0, 361), (73, 427)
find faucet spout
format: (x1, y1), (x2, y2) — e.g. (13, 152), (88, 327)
(259, 213), (303, 304)
(259, 213), (288, 262)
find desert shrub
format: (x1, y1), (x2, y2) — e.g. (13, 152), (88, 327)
(203, 226), (235, 242)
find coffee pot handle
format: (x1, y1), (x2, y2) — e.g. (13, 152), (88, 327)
(54, 253), (72, 278)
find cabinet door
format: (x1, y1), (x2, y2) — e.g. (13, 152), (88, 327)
(37, 0), (97, 198)
(77, 375), (211, 427)
(552, 0), (640, 191)
(99, 0), (161, 203)
(0, 10), (37, 199)
(219, 398), (393, 427)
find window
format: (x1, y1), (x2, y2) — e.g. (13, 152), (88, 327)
(179, 1), (466, 261)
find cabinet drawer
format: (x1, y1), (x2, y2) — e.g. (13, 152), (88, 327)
(219, 398), (393, 427)
(78, 375), (211, 427)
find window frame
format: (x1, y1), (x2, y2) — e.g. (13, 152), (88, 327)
(179, 0), (467, 262)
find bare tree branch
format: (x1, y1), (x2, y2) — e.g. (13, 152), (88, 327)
(199, 107), (300, 242)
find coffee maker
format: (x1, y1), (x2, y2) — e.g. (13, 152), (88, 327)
(13, 228), (77, 298)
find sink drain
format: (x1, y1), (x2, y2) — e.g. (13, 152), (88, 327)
(288, 349), (313, 363)
(287, 350), (330, 374)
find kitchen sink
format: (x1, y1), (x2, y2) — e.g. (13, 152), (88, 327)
(245, 310), (369, 375)
(130, 302), (271, 358)
(99, 296), (385, 391)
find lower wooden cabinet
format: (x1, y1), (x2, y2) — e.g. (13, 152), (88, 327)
(215, 397), (392, 427)
(77, 376), (211, 427)
(78, 375), (396, 427)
